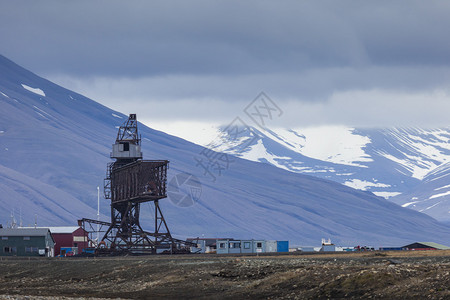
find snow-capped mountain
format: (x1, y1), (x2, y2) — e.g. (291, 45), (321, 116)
(1, 54), (450, 246)
(392, 162), (450, 224)
(167, 121), (450, 223)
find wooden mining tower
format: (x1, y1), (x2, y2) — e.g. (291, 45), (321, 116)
(79, 114), (192, 254)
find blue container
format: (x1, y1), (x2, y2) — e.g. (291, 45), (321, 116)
(82, 247), (96, 254)
(277, 241), (289, 252)
(379, 247), (405, 251)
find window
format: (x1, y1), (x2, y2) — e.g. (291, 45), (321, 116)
(1, 236), (7, 240)
(23, 236), (30, 240)
(256, 242), (262, 248)
(74, 243), (78, 247)
(73, 236), (86, 242)
(4, 246), (16, 253)
(219, 242), (226, 249)
(120, 142), (130, 151)
(229, 242), (241, 248)
(244, 242), (251, 249)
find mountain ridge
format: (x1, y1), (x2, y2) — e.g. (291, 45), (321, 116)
(183, 123), (450, 223)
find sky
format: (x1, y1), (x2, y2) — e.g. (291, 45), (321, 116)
(1, 0), (450, 134)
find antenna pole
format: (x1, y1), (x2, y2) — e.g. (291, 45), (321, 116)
(97, 186), (100, 242)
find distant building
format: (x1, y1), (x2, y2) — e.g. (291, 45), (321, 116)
(47, 227), (89, 256)
(379, 247), (406, 251)
(277, 241), (289, 252)
(228, 240), (242, 254)
(320, 238), (336, 252)
(216, 239), (289, 254)
(298, 246), (317, 252)
(266, 240), (278, 253)
(187, 238), (221, 253)
(216, 239), (234, 254)
(402, 242), (450, 251)
(240, 240), (254, 254)
(0, 228), (55, 257)
(21, 226), (89, 256)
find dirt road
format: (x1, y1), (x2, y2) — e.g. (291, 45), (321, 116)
(0, 250), (449, 299)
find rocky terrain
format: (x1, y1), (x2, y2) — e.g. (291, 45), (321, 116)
(0, 251), (449, 299)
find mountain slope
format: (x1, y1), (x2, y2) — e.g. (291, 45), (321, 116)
(0, 164), (96, 226)
(392, 162), (450, 224)
(197, 124), (450, 222)
(1, 54), (449, 246)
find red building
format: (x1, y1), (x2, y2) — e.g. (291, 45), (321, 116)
(47, 227), (89, 256)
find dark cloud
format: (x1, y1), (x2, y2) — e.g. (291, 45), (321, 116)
(2, 1), (450, 76)
(1, 1), (450, 127)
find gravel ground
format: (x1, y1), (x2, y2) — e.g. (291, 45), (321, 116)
(0, 250), (449, 299)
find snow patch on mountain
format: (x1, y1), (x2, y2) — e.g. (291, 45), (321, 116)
(429, 191), (450, 200)
(421, 202), (443, 212)
(150, 120), (224, 147)
(152, 123), (373, 168)
(344, 179), (391, 190)
(273, 126), (373, 167)
(402, 200), (419, 208)
(239, 139), (292, 171)
(21, 84), (45, 97)
(373, 192), (402, 199)
(377, 128), (450, 180)
(33, 105), (56, 120)
(435, 184), (450, 191)
(378, 152), (434, 180)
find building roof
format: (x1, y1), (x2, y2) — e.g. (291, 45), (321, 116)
(21, 226), (82, 234)
(0, 228), (52, 237)
(46, 226), (81, 234)
(417, 242), (450, 250)
(404, 242), (450, 250)
(187, 238), (220, 247)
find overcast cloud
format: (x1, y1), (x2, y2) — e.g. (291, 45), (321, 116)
(1, 0), (450, 128)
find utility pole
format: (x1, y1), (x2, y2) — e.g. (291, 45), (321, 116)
(97, 186), (100, 242)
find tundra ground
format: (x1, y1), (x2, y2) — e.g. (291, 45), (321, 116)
(0, 250), (449, 299)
